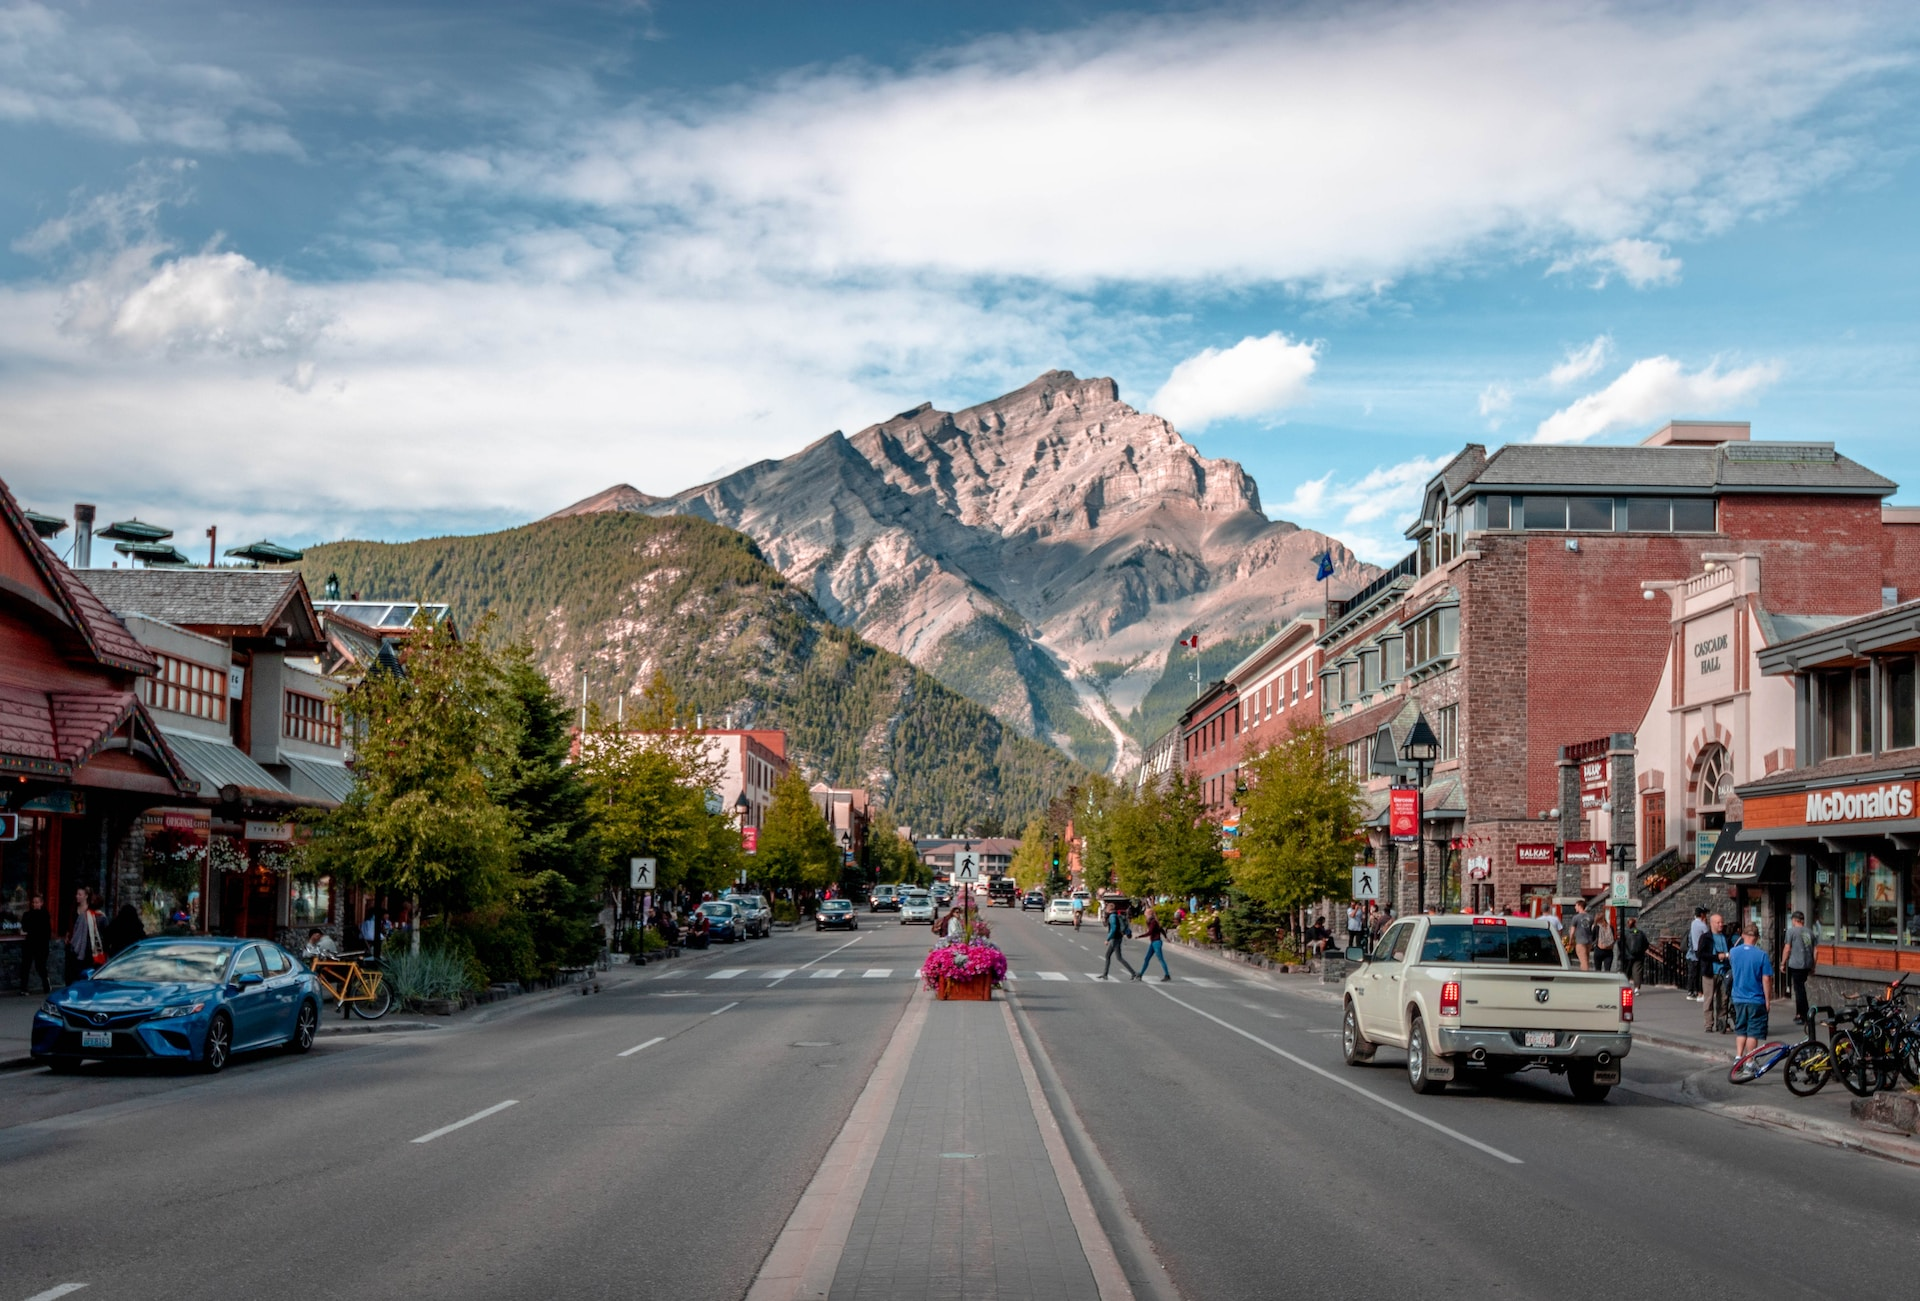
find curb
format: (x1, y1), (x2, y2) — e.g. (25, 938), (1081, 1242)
(319, 1020), (442, 1037)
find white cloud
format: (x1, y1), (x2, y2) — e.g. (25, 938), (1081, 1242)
(1148, 333), (1318, 431)
(61, 248), (325, 359)
(1548, 238), (1684, 289)
(1532, 356), (1782, 444)
(444, 3), (1891, 290)
(1477, 383), (1513, 428)
(1275, 454), (1451, 563)
(1546, 336), (1614, 386)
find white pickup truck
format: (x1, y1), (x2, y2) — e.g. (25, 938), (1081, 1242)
(1341, 914), (1634, 1103)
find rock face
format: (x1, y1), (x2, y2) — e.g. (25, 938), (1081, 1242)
(551, 370), (1371, 771)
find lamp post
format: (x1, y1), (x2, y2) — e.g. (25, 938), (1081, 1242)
(1400, 713), (1441, 913)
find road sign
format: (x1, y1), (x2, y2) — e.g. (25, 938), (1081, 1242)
(1351, 866), (1379, 901)
(630, 857), (656, 890)
(953, 852), (981, 883)
(1610, 869), (1630, 905)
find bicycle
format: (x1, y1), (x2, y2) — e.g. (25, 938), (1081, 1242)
(1729, 1006), (1836, 1097)
(309, 951), (393, 1020)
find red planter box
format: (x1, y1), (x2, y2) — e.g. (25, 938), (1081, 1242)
(936, 974), (993, 1001)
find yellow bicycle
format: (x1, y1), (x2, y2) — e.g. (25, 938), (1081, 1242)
(309, 952), (393, 1020)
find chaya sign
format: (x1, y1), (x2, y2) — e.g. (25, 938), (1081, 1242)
(1389, 788), (1420, 842)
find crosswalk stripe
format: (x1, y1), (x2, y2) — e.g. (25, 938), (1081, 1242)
(707, 969), (747, 980)
(762, 968), (796, 979)
(810, 969), (843, 978)
(1185, 977), (1223, 988)
(861, 969), (892, 978)
(1033, 971), (1069, 982)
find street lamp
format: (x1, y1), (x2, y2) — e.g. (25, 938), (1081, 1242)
(1401, 713), (1440, 912)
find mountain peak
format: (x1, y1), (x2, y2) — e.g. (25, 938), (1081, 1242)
(546, 483), (662, 518)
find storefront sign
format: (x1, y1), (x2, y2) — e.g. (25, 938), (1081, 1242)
(162, 811), (207, 833)
(1466, 855), (1491, 880)
(0, 812), (15, 842)
(1692, 632), (1728, 675)
(741, 826), (758, 854)
(1744, 778), (1920, 830)
(1516, 843), (1556, 867)
(228, 665), (246, 700)
(1389, 788), (1420, 842)
(1580, 758), (1609, 810)
(21, 790), (83, 815)
(1695, 829), (1720, 865)
(1562, 840), (1607, 865)
(243, 820), (293, 842)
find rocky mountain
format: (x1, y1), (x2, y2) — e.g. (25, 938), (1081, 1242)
(552, 371), (1372, 772)
(300, 512), (1079, 834)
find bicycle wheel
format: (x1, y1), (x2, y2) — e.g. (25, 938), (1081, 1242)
(350, 974), (393, 1020)
(1728, 1043), (1781, 1085)
(1831, 1029), (1879, 1097)
(1897, 1032), (1920, 1087)
(1783, 1041), (1833, 1097)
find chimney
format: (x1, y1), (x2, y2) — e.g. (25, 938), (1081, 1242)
(73, 504), (95, 568)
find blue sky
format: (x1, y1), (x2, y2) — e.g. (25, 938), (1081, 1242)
(2, 0), (1917, 563)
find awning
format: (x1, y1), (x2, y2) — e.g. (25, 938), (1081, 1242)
(159, 730), (323, 808)
(1699, 822), (1790, 883)
(283, 754), (354, 805)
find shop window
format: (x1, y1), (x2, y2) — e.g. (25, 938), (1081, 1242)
(1840, 851), (1899, 944)
(1521, 496), (1568, 530)
(1568, 497), (1615, 531)
(1908, 863), (1920, 947)
(1887, 656), (1917, 751)
(1435, 704), (1458, 760)
(1813, 865), (1837, 939)
(290, 876), (332, 926)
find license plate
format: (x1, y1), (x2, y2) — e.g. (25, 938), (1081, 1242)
(80, 1030), (112, 1049)
(1524, 1030), (1556, 1048)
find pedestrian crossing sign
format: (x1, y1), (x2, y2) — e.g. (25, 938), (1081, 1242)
(954, 852), (981, 883)
(1352, 867), (1379, 901)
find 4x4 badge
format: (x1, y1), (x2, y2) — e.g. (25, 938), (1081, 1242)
(1534, 988), (1550, 1003)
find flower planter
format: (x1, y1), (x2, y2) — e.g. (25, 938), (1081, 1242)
(936, 974), (994, 1001)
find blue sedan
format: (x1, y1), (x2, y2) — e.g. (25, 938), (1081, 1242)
(697, 900), (746, 943)
(32, 937), (323, 1074)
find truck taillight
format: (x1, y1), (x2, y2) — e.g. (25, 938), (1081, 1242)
(1620, 985), (1635, 1023)
(1440, 981), (1461, 1017)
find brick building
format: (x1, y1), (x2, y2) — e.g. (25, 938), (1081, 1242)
(1316, 420), (1920, 915)
(1180, 679), (1239, 818)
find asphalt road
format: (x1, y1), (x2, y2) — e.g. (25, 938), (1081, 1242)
(5, 907), (1917, 1301)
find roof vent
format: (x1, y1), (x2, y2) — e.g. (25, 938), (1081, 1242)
(1642, 420), (1750, 447)
(1723, 442), (1834, 463)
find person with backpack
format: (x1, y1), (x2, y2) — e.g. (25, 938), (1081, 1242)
(1594, 912), (1616, 972)
(1620, 917), (1650, 990)
(1140, 907), (1171, 983)
(1097, 899), (1139, 981)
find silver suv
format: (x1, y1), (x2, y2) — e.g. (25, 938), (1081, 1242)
(727, 893), (771, 938)
(869, 884), (901, 913)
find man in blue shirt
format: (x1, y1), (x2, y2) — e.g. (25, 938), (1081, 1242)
(1727, 921), (1775, 1072)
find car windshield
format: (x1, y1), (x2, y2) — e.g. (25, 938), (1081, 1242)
(1418, 923), (1564, 966)
(736, 896), (763, 908)
(821, 901), (850, 912)
(700, 903), (735, 917)
(904, 894), (929, 905)
(92, 943), (232, 984)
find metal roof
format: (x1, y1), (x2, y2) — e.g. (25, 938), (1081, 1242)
(284, 754), (355, 804)
(1454, 442), (1894, 499)
(160, 729), (292, 801)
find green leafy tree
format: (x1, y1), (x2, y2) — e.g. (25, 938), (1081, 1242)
(756, 770), (840, 890)
(575, 680), (728, 895)
(305, 617), (519, 940)
(1009, 814), (1052, 891)
(1105, 773), (1225, 901)
(865, 806), (928, 886)
(1235, 723), (1362, 921)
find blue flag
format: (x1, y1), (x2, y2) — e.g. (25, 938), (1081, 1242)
(1312, 548), (1335, 582)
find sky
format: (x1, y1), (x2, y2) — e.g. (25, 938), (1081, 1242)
(2, 0), (1918, 565)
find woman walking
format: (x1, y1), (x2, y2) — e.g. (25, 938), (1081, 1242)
(1140, 907), (1171, 982)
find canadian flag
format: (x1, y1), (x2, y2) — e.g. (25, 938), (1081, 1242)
(1178, 634), (1200, 649)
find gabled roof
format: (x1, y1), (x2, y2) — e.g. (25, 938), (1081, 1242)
(0, 684), (195, 793)
(77, 568), (323, 649)
(0, 475), (155, 674)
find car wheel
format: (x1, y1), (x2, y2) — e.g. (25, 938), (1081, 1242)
(816, 923), (823, 931)
(289, 1000), (318, 1053)
(1341, 1001), (1375, 1065)
(1405, 1015), (1444, 1095)
(1566, 1064), (1612, 1104)
(200, 1011), (233, 1074)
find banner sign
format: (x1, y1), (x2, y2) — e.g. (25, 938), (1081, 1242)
(1389, 788), (1420, 842)
(243, 820), (293, 842)
(1580, 757), (1609, 810)
(741, 826), (758, 854)
(1562, 840), (1608, 865)
(1516, 843), (1556, 868)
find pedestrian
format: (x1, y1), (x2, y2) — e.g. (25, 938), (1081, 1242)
(1346, 903), (1365, 954)
(18, 892), (51, 994)
(1072, 894), (1086, 931)
(1570, 899), (1596, 970)
(1783, 910), (1817, 1026)
(1206, 908), (1223, 945)
(1544, 906), (1565, 952)
(1621, 917), (1649, 990)
(1140, 907), (1171, 982)
(1594, 912), (1615, 972)
(1727, 921), (1775, 1074)
(1701, 913), (1731, 1032)
(1097, 899), (1138, 981)
(104, 902), (145, 956)
(302, 928), (339, 959)
(65, 887), (103, 984)
(1686, 907), (1709, 1001)
(1369, 905), (1391, 942)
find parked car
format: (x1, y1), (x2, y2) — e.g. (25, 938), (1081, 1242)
(697, 900), (747, 943)
(1342, 914), (1633, 1103)
(816, 899), (860, 931)
(1022, 889), (1046, 911)
(728, 893), (772, 937)
(31, 937), (322, 1074)
(987, 879), (1017, 907)
(900, 890), (936, 924)
(1044, 898), (1076, 925)
(869, 884), (900, 913)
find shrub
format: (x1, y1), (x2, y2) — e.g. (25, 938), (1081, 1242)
(424, 927), (490, 991)
(1220, 894), (1280, 955)
(456, 908), (540, 986)
(771, 899), (800, 925)
(382, 947), (474, 1004)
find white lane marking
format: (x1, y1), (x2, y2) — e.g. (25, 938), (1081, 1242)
(771, 933), (867, 986)
(810, 969), (844, 979)
(707, 968), (748, 980)
(1149, 988), (1523, 1165)
(763, 968), (797, 980)
(1184, 977), (1223, 988)
(411, 1099), (519, 1145)
(1034, 972), (1069, 982)
(861, 969), (892, 978)
(711, 1001), (739, 1016)
(25, 1287), (88, 1301)
(617, 1036), (666, 1058)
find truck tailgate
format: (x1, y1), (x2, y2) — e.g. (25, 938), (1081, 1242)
(1455, 971), (1626, 1031)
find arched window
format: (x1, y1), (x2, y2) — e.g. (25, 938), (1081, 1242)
(1695, 744), (1735, 810)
